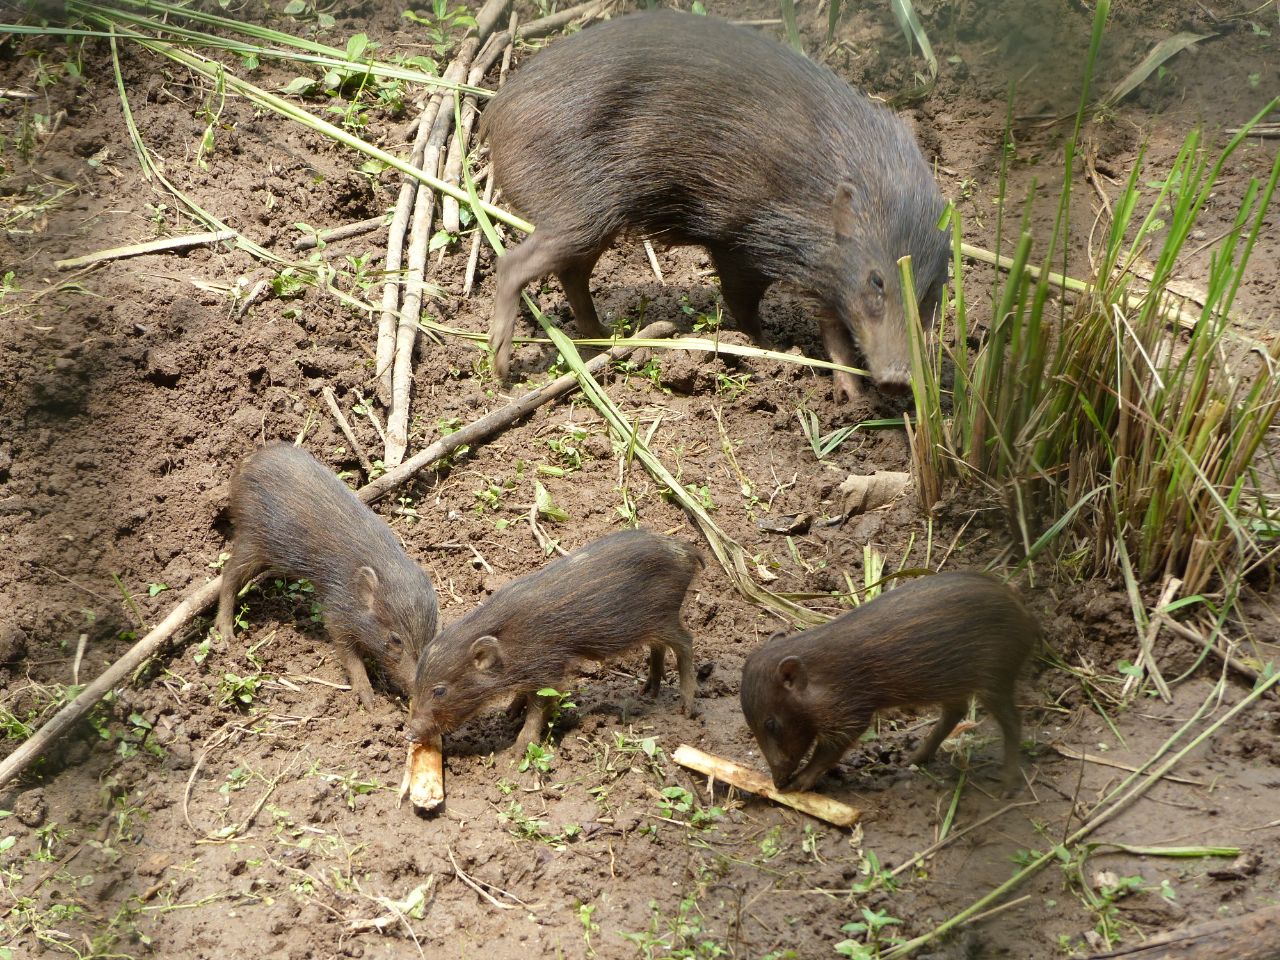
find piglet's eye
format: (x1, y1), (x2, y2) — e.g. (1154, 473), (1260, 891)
(764, 717), (780, 735)
(870, 271), (885, 293)
(432, 685), (447, 698)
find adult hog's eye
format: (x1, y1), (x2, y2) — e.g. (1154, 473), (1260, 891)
(764, 717), (780, 736)
(432, 685), (447, 698)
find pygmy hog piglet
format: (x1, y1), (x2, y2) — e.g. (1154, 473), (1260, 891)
(406, 529), (702, 748)
(216, 443), (438, 709)
(481, 10), (949, 400)
(741, 572), (1038, 793)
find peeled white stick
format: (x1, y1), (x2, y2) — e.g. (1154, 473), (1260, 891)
(377, 101), (441, 404)
(384, 49), (475, 468)
(441, 9), (515, 235)
(398, 734), (445, 813)
(672, 743), (861, 828)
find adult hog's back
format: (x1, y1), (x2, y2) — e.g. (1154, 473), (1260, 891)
(480, 11), (949, 397)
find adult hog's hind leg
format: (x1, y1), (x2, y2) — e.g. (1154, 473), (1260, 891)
(556, 254), (608, 340)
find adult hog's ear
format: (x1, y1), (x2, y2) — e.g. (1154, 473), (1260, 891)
(832, 182), (858, 242)
(776, 655), (808, 694)
(470, 635), (504, 673)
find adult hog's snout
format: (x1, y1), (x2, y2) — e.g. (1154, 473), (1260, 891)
(853, 291), (938, 397)
(861, 312), (913, 394)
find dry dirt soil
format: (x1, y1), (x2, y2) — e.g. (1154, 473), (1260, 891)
(2, 1), (1279, 958)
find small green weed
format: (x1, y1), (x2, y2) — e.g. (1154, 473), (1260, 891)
(619, 893), (729, 959)
(578, 901), (601, 957)
(655, 786), (724, 829)
(324, 770), (382, 810)
(714, 372), (751, 399)
(850, 848), (898, 895)
(758, 824), (784, 861)
(534, 481), (570, 523)
(402, 0), (477, 57)
(519, 741), (554, 775)
(499, 801), (580, 849)
(835, 907), (906, 958)
(218, 672), (263, 708)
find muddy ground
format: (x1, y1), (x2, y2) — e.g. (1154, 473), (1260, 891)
(2, 1), (1279, 958)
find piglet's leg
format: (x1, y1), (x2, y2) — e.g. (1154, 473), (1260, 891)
(668, 626), (697, 718)
(514, 690), (551, 751)
(643, 644), (664, 698)
(981, 693), (1024, 796)
(907, 703), (966, 768)
(215, 550), (263, 640)
(504, 693), (527, 720)
(333, 635), (377, 710)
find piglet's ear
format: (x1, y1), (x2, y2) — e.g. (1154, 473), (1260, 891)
(356, 566), (379, 604)
(832, 183), (858, 242)
(356, 566), (391, 625)
(776, 655), (808, 693)
(470, 635), (503, 673)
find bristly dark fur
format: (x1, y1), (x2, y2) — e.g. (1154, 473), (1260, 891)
(741, 572), (1040, 792)
(480, 10), (949, 392)
(216, 444), (438, 707)
(408, 529), (703, 746)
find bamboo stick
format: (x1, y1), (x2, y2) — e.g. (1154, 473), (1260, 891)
(672, 744), (861, 828)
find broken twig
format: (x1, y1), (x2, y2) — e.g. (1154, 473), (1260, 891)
(365, 321), (674, 503)
(294, 214), (388, 252)
(673, 744), (861, 828)
(321, 386), (375, 477)
(55, 230), (235, 270)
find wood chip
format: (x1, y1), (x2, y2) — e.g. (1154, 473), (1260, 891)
(398, 735), (444, 814)
(672, 744), (860, 828)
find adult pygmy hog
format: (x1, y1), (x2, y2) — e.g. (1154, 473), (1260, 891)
(216, 443), (438, 709)
(480, 10), (949, 399)
(741, 572), (1038, 793)
(406, 529), (702, 748)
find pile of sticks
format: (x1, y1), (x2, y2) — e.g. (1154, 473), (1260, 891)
(376, 0), (614, 467)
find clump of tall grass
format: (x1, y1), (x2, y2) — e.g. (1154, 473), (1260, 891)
(907, 106), (1280, 598)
